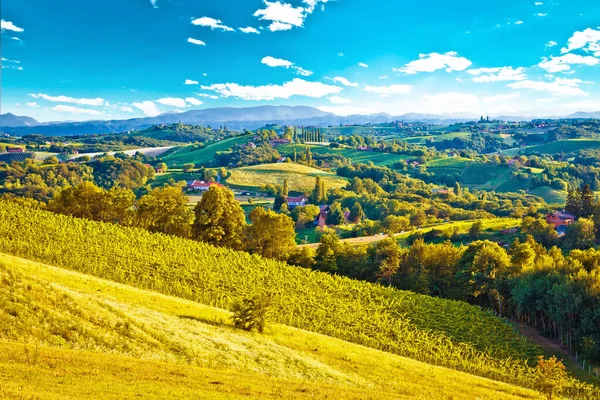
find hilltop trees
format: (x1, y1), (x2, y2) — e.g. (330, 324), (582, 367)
(566, 184), (596, 218)
(245, 206), (296, 261)
(136, 186), (193, 237)
(192, 185), (246, 250)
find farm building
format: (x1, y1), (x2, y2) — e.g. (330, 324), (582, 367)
(187, 180), (224, 192)
(287, 195), (307, 209)
(6, 147), (24, 153)
(546, 211), (576, 228)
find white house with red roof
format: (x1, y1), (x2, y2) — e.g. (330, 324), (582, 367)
(187, 180), (224, 192)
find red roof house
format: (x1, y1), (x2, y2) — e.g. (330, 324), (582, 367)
(546, 211), (576, 228)
(187, 180), (224, 191)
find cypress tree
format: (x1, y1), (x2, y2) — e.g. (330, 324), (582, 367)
(581, 184), (595, 217)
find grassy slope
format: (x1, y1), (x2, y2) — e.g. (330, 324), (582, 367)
(277, 144), (410, 166)
(160, 135), (253, 167)
(501, 139), (600, 156)
(226, 163), (349, 192)
(0, 254), (542, 400)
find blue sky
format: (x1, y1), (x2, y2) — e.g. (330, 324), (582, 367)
(1, 0), (600, 122)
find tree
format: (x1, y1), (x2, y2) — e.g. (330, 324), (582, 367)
(136, 186), (193, 237)
(157, 162), (168, 172)
(535, 356), (568, 400)
(469, 221), (483, 239)
(291, 204), (321, 228)
(592, 201), (600, 239)
(326, 202), (346, 226)
(314, 229), (341, 273)
(382, 215), (410, 233)
(192, 185), (246, 250)
(310, 176), (327, 204)
(375, 237), (404, 286)
(282, 179), (289, 197)
(43, 156), (59, 165)
(410, 210), (426, 228)
(581, 184), (595, 217)
(245, 207), (296, 261)
(565, 187), (582, 217)
(306, 146), (312, 166)
(183, 163), (194, 173)
(348, 202), (364, 223)
(453, 182), (461, 196)
(564, 218), (596, 250)
(231, 294), (272, 333)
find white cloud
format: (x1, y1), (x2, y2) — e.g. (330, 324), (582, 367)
(191, 17), (234, 32)
(393, 51), (472, 74)
(261, 56), (294, 67)
(538, 53), (599, 73)
(132, 101), (161, 117)
(203, 73), (208, 77)
(561, 27), (600, 56)
(120, 106), (134, 113)
(337, 52), (345, 57)
(157, 97), (187, 108)
(535, 2), (543, 5)
(329, 76), (358, 87)
(188, 38), (206, 46)
(507, 78), (587, 96)
(268, 21), (294, 31)
(29, 93), (106, 106)
(196, 93), (219, 99)
(546, 41), (558, 48)
(467, 66), (527, 82)
(1, 19), (24, 32)
(328, 95), (352, 104)
(50, 105), (104, 116)
(201, 78), (342, 101)
(358, 62), (369, 68)
(185, 79), (199, 85)
(239, 27), (260, 34)
(363, 84), (413, 96)
(185, 97), (204, 106)
(379, 75), (388, 79)
(261, 56), (312, 76)
(150, 0), (158, 8)
(254, 1), (305, 30)
(536, 13), (547, 17)
(11, 37), (22, 42)
(515, 20), (524, 25)
(26, 102), (39, 108)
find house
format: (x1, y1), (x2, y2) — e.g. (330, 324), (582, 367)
(287, 195), (307, 209)
(277, 156), (287, 163)
(546, 211), (576, 228)
(6, 147), (24, 153)
(187, 180), (224, 192)
(316, 205), (329, 227)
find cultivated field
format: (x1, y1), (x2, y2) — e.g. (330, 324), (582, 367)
(501, 139), (600, 156)
(277, 144), (410, 166)
(160, 135), (253, 167)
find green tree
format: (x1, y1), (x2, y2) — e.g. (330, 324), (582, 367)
(306, 146), (312, 166)
(348, 202), (364, 223)
(410, 210), (427, 228)
(183, 163), (194, 173)
(136, 186), (193, 237)
(564, 218), (596, 250)
(326, 202), (346, 226)
(157, 162), (168, 172)
(245, 207), (297, 261)
(231, 294), (272, 333)
(469, 221), (483, 239)
(291, 204), (321, 228)
(565, 187), (582, 217)
(453, 182), (461, 196)
(581, 184), (595, 217)
(375, 237), (404, 286)
(314, 229), (341, 273)
(192, 186), (246, 250)
(383, 215), (410, 233)
(535, 356), (568, 400)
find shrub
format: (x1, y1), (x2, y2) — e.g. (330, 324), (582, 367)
(231, 294), (272, 333)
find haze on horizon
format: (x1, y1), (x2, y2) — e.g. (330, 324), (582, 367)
(1, 0), (600, 122)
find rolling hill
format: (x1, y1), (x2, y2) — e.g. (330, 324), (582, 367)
(159, 134), (254, 167)
(226, 163), (349, 191)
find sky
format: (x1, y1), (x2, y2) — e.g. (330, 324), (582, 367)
(1, 0), (600, 122)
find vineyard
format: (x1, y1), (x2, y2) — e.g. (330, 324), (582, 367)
(0, 201), (597, 397)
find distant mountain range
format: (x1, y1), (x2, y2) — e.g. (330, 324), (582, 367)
(1, 106), (600, 136)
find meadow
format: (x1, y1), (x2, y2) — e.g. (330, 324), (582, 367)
(0, 254), (545, 400)
(160, 134), (254, 167)
(277, 144), (411, 166)
(501, 139), (600, 156)
(226, 163), (349, 192)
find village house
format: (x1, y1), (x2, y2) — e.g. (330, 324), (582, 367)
(187, 180), (224, 192)
(6, 147), (24, 153)
(287, 195), (307, 209)
(546, 211), (576, 228)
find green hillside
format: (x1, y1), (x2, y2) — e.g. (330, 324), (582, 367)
(277, 144), (410, 166)
(226, 163), (349, 191)
(160, 134), (254, 167)
(501, 139), (600, 156)
(0, 202), (546, 387)
(0, 254), (544, 400)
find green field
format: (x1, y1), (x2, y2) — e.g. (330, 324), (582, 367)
(0, 253), (545, 400)
(425, 157), (475, 176)
(277, 144), (410, 166)
(459, 163), (530, 191)
(404, 131), (472, 144)
(226, 163), (349, 192)
(528, 186), (567, 204)
(159, 134), (254, 167)
(501, 139), (600, 156)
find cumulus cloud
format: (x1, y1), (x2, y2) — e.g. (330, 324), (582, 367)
(393, 51), (472, 74)
(185, 97), (204, 106)
(535, 2), (543, 5)
(132, 101), (161, 117)
(538, 53), (600, 73)
(157, 97), (187, 108)
(191, 17), (234, 32)
(200, 78), (342, 101)
(185, 79), (199, 85)
(253, 0), (327, 32)
(120, 106), (134, 113)
(467, 67), (527, 82)
(507, 77), (588, 96)
(515, 20), (524, 25)
(358, 62), (369, 68)
(536, 13), (547, 17)
(188, 38), (206, 46)
(50, 105), (104, 116)
(1, 19), (24, 32)
(268, 21), (294, 31)
(561, 27), (600, 56)
(546, 41), (558, 48)
(196, 93), (219, 99)
(328, 76), (358, 87)
(29, 93), (106, 106)
(239, 27), (260, 34)
(26, 102), (39, 108)
(363, 84), (413, 96)
(261, 56), (313, 76)
(150, 0), (158, 8)
(328, 95), (352, 104)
